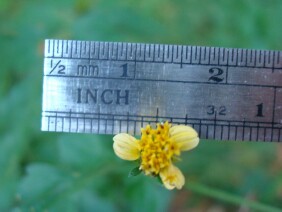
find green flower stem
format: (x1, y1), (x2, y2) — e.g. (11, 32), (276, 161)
(185, 182), (281, 212)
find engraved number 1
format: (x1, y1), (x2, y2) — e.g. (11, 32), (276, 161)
(120, 63), (129, 77)
(256, 103), (264, 117)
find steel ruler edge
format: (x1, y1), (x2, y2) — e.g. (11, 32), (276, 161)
(41, 39), (282, 142)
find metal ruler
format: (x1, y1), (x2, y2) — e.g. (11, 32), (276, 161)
(41, 39), (282, 142)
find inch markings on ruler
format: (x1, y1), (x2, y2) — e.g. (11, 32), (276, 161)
(41, 39), (282, 142)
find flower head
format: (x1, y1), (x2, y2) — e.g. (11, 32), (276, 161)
(113, 121), (199, 190)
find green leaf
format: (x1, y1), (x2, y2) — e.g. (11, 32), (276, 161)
(156, 175), (163, 185)
(17, 163), (116, 211)
(124, 177), (172, 212)
(128, 167), (142, 177)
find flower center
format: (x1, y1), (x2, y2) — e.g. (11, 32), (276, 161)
(139, 122), (180, 175)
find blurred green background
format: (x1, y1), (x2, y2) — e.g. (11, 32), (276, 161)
(1, 0), (282, 211)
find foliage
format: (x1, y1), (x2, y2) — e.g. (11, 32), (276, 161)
(0, 0), (282, 211)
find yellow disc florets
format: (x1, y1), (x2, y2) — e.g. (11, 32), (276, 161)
(139, 122), (180, 175)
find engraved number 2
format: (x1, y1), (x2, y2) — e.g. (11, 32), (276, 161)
(208, 67), (224, 83)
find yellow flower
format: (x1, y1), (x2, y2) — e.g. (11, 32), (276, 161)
(112, 121), (199, 190)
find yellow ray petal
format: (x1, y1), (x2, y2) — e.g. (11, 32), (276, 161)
(170, 125), (198, 138)
(160, 164), (185, 190)
(169, 125), (199, 151)
(178, 137), (199, 151)
(113, 133), (140, 161)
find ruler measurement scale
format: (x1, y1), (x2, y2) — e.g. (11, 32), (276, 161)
(42, 39), (282, 142)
